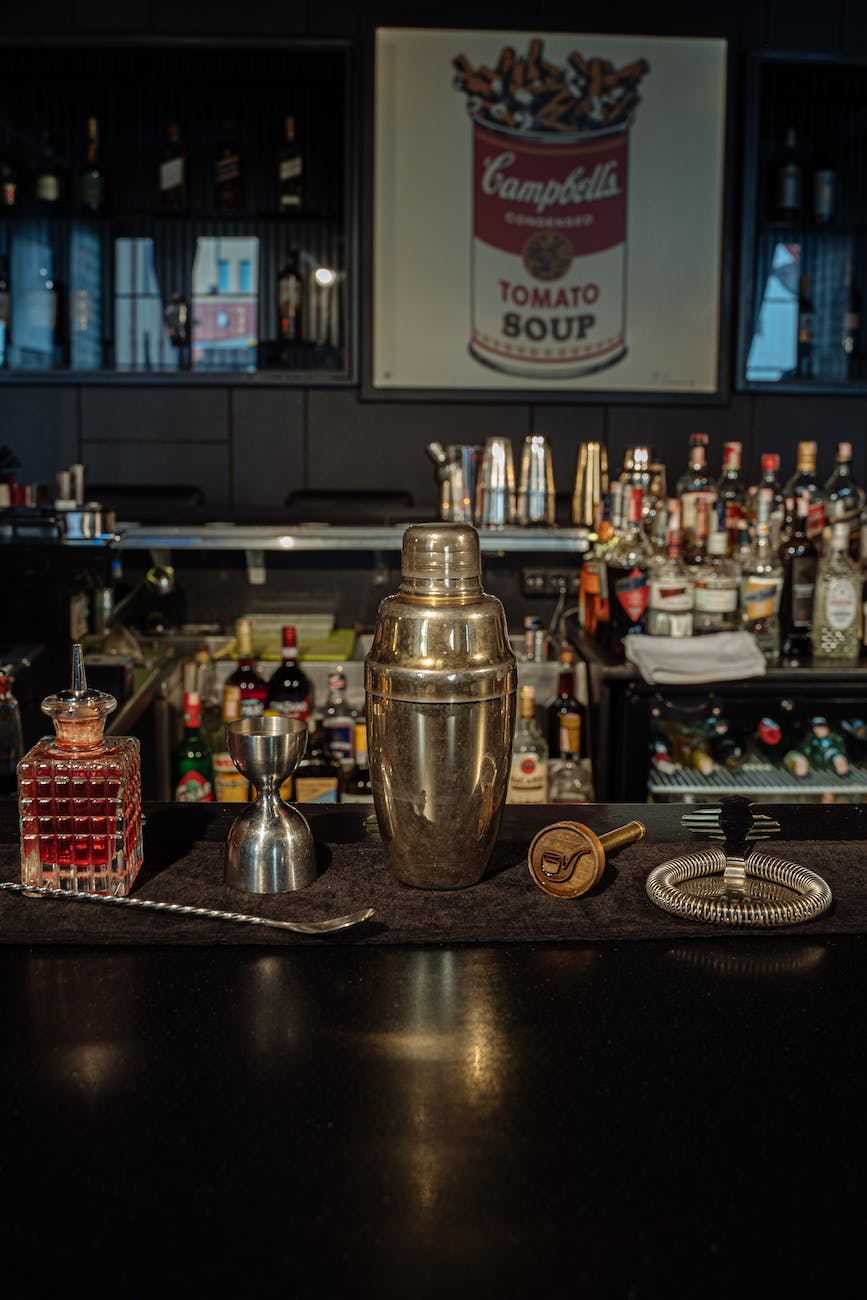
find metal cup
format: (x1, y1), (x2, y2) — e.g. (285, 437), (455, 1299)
(475, 436), (516, 528)
(516, 434), (556, 526)
(571, 441), (608, 527)
(224, 716), (317, 893)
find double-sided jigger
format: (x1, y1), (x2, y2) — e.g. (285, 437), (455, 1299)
(528, 819), (646, 898)
(224, 716), (317, 893)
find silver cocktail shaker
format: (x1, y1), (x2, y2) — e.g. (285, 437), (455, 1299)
(365, 523), (517, 889)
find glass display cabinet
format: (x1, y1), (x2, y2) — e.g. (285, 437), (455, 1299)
(0, 40), (353, 384)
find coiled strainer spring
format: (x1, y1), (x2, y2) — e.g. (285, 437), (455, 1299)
(646, 846), (832, 927)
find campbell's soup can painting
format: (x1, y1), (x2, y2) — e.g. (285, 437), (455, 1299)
(453, 38), (649, 381)
(470, 119), (629, 377)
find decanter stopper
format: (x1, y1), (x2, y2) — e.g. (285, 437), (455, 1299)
(41, 642), (117, 747)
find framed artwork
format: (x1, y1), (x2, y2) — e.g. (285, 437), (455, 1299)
(370, 27), (729, 398)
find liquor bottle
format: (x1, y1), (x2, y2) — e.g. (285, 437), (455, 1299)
(0, 253), (10, 369)
(604, 485), (652, 659)
(578, 554), (609, 642)
(546, 643), (588, 760)
(666, 723), (715, 777)
(35, 130), (62, 207)
(16, 643), (144, 894)
(811, 148), (837, 225)
(676, 431), (717, 548)
(322, 667), (357, 769)
(226, 616), (269, 717)
(784, 440), (825, 542)
(277, 249), (304, 346)
(215, 121), (244, 210)
(647, 512), (694, 638)
(213, 683), (250, 803)
(294, 721), (341, 803)
(693, 524), (740, 634)
(774, 125), (802, 221)
(740, 486), (783, 661)
(522, 614), (548, 663)
(778, 488), (818, 666)
(341, 721), (373, 803)
(0, 669), (23, 797)
(802, 716), (849, 776)
(0, 130), (18, 208)
(79, 115), (106, 215)
(824, 440), (863, 559)
(841, 261), (861, 379)
(159, 123), (188, 211)
(278, 114), (303, 210)
(266, 624), (312, 721)
(684, 494), (712, 568)
(753, 706), (809, 777)
(707, 716), (746, 772)
(506, 683), (549, 803)
(715, 441), (748, 554)
(753, 453), (786, 549)
(173, 690), (215, 802)
(812, 520), (862, 663)
(797, 274), (816, 379)
(548, 714), (591, 803)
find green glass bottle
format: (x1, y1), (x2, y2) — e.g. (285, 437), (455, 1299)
(173, 690), (215, 802)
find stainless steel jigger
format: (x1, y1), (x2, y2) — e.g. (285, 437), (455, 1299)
(224, 717), (317, 893)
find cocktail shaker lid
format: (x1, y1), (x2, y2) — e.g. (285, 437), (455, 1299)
(401, 523), (481, 592)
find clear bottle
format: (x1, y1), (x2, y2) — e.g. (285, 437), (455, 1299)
(812, 521), (862, 663)
(784, 440), (825, 544)
(676, 431), (717, 549)
(278, 114), (303, 210)
(693, 525), (739, 634)
(778, 488), (818, 665)
(647, 507), (694, 637)
(266, 625), (312, 721)
(341, 720), (373, 803)
(322, 667), (357, 770)
(604, 485), (653, 659)
(715, 440), (748, 555)
(753, 453), (786, 550)
(546, 643), (588, 760)
(0, 668), (24, 797)
(227, 616), (269, 718)
(506, 683), (549, 803)
(294, 721), (341, 803)
(16, 643), (144, 894)
(213, 683), (250, 803)
(173, 690), (214, 803)
(740, 487), (783, 661)
(824, 440), (864, 559)
(548, 714), (592, 803)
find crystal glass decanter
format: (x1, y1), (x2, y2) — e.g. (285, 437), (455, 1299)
(17, 643), (144, 894)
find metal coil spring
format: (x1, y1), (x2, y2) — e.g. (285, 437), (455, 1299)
(646, 848), (832, 927)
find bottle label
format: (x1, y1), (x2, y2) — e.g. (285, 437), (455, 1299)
(694, 581), (738, 613)
(37, 174), (60, 202)
(213, 753), (248, 802)
(778, 163), (801, 212)
(649, 576), (693, 612)
(743, 576), (781, 621)
(268, 697), (310, 721)
(160, 157), (185, 192)
(323, 719), (353, 765)
(826, 577), (857, 630)
(807, 500), (825, 538)
(279, 157), (303, 182)
(615, 567), (648, 623)
(680, 489), (716, 533)
(790, 577), (816, 626)
(216, 152), (241, 184)
(294, 776), (339, 802)
(240, 697), (265, 718)
(175, 769), (214, 802)
(507, 754), (548, 803)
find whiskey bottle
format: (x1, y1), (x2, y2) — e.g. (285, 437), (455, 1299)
(341, 721), (373, 803)
(173, 690), (215, 803)
(160, 123), (188, 211)
(79, 115), (106, 215)
(778, 488), (818, 666)
(812, 521), (861, 663)
(294, 722), (341, 803)
(740, 487), (783, 661)
(215, 121), (244, 210)
(824, 440), (864, 559)
(226, 616), (268, 717)
(546, 643), (588, 760)
(548, 714), (591, 803)
(278, 114), (303, 211)
(506, 683), (549, 803)
(784, 440), (825, 542)
(266, 625), (312, 721)
(213, 684), (250, 803)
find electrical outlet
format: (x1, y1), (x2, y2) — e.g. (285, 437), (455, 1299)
(521, 567), (580, 597)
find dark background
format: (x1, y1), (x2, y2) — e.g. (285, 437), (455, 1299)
(1, 1), (866, 520)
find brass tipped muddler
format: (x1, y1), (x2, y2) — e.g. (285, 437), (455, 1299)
(528, 819), (646, 898)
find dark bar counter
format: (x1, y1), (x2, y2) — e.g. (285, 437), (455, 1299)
(1, 800), (865, 1296)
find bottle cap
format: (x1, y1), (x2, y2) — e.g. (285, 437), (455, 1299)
(42, 643), (116, 746)
(838, 441), (853, 460)
(400, 523), (482, 593)
(761, 453), (780, 473)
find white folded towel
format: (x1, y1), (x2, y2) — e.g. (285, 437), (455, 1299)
(624, 631), (767, 685)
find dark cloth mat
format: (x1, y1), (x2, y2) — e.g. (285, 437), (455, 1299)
(1, 833), (865, 945)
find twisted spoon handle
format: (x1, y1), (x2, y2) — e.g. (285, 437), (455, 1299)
(0, 881), (374, 936)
